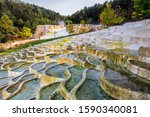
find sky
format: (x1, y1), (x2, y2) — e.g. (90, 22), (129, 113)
(21, 0), (107, 16)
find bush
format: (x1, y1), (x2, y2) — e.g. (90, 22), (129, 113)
(20, 27), (33, 39)
(0, 44), (6, 52)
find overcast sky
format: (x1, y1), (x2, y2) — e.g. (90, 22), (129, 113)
(21, 0), (107, 16)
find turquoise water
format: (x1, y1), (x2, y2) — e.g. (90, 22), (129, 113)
(0, 70), (8, 78)
(68, 53), (77, 59)
(39, 83), (60, 100)
(105, 68), (150, 94)
(44, 62), (58, 69)
(9, 62), (25, 70)
(51, 54), (61, 60)
(77, 53), (88, 61)
(7, 74), (34, 93)
(77, 69), (111, 100)
(32, 62), (46, 71)
(46, 64), (70, 78)
(51, 91), (64, 100)
(9, 79), (40, 100)
(65, 66), (85, 92)
(12, 63), (32, 72)
(12, 70), (29, 82)
(88, 56), (101, 65)
(0, 77), (10, 88)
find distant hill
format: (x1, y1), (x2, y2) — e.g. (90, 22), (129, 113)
(68, 0), (134, 24)
(0, 0), (63, 32)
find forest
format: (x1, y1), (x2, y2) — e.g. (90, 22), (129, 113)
(0, 0), (149, 43)
(68, 0), (150, 24)
(0, 0), (64, 43)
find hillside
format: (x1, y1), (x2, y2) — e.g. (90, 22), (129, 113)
(68, 0), (150, 24)
(0, 0), (63, 32)
(0, 0), (149, 44)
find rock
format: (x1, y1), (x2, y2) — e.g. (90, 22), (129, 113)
(138, 46), (150, 57)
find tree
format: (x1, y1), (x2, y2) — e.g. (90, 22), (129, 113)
(0, 14), (19, 43)
(17, 18), (24, 28)
(80, 20), (85, 25)
(20, 27), (33, 39)
(0, 14), (15, 35)
(66, 20), (74, 33)
(86, 18), (92, 24)
(132, 0), (150, 19)
(0, 31), (5, 43)
(100, 3), (124, 26)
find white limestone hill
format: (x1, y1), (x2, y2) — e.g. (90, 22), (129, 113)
(73, 19), (150, 50)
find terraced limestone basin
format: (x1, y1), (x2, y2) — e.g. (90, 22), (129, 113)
(51, 91), (64, 100)
(12, 70), (29, 82)
(50, 54), (61, 60)
(68, 53), (77, 59)
(8, 78), (40, 100)
(38, 62), (58, 75)
(0, 70), (8, 78)
(0, 34), (150, 100)
(38, 82), (60, 100)
(6, 74), (35, 94)
(31, 62), (46, 71)
(45, 63), (70, 78)
(87, 56), (101, 66)
(77, 53), (89, 62)
(2, 61), (25, 70)
(126, 60), (150, 80)
(7, 62), (26, 70)
(101, 62), (150, 100)
(65, 66), (85, 92)
(12, 62), (33, 72)
(0, 77), (10, 88)
(77, 69), (111, 100)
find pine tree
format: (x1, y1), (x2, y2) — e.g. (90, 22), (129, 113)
(100, 3), (124, 26)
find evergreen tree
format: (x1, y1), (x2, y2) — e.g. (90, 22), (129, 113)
(133, 0), (150, 19)
(100, 3), (124, 26)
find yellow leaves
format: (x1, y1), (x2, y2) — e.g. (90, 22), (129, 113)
(20, 27), (33, 39)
